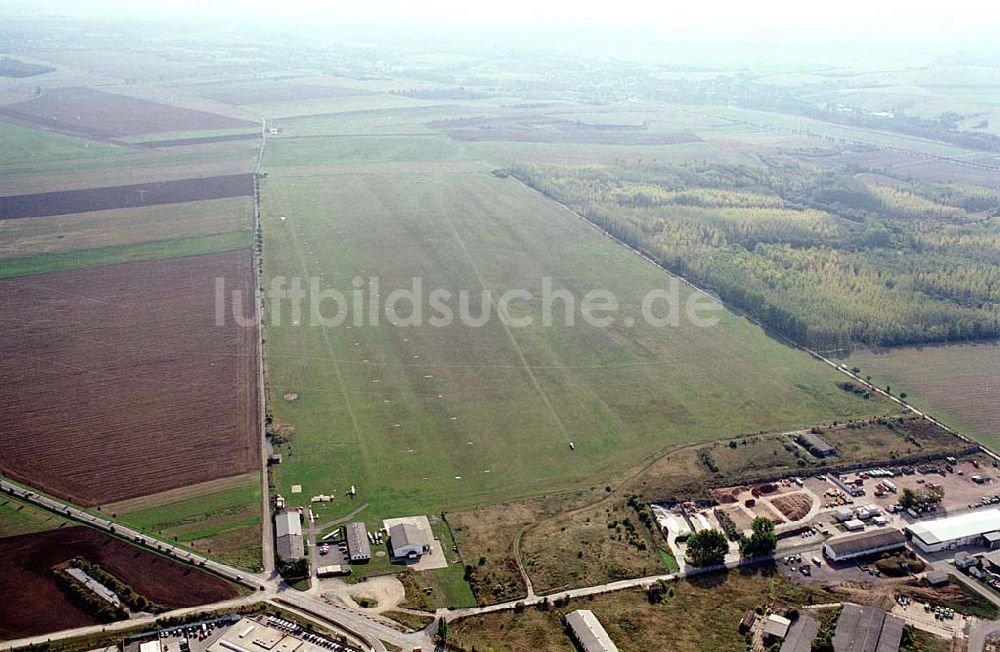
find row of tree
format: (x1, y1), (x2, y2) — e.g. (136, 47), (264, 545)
(684, 517), (777, 567)
(514, 161), (1000, 349)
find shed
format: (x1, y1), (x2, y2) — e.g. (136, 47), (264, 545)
(796, 432), (836, 457)
(764, 614), (791, 639)
(835, 507), (854, 522)
(924, 571), (949, 586)
(955, 551), (976, 569)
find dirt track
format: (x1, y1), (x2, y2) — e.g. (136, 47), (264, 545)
(0, 174), (254, 219)
(0, 250), (259, 505)
(0, 526), (239, 640)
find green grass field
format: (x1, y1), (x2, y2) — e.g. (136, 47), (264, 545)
(265, 135), (468, 165)
(847, 343), (1000, 450)
(0, 494), (70, 538)
(260, 137), (888, 529)
(0, 119), (124, 165)
(0, 231), (252, 278)
(108, 475), (263, 571)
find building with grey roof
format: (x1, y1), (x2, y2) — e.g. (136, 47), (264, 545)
(275, 511), (304, 562)
(389, 522), (432, 560)
(832, 604), (902, 652)
(565, 610), (618, 652)
(345, 522), (371, 562)
(822, 528), (905, 562)
(796, 432), (836, 457)
(780, 616), (820, 652)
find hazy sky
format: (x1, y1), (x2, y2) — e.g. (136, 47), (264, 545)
(22, 0), (1000, 38)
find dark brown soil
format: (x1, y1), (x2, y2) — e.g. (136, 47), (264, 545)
(0, 250), (259, 505)
(0, 174), (254, 219)
(0, 87), (255, 138)
(0, 526), (239, 640)
(429, 114), (702, 145)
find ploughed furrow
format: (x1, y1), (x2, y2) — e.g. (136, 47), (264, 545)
(0, 249), (259, 505)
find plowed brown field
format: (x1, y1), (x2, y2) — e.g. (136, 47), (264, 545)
(0, 250), (259, 505)
(0, 526), (239, 640)
(0, 87), (255, 138)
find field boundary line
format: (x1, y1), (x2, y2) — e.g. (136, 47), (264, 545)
(254, 118), (274, 575)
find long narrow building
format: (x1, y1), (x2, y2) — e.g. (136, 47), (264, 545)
(565, 610), (618, 652)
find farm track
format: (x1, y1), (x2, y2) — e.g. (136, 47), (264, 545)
(253, 119), (274, 575)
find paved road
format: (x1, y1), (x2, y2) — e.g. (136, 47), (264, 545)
(970, 619), (1000, 652)
(0, 594), (268, 652)
(0, 479), (271, 591)
(0, 480), (410, 652)
(949, 569), (1000, 652)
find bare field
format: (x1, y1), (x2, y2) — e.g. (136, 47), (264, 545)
(0, 144), (255, 190)
(848, 343), (1000, 449)
(0, 526), (239, 640)
(0, 86), (255, 138)
(0, 173), (254, 219)
(0, 250), (259, 505)
(430, 113), (703, 144)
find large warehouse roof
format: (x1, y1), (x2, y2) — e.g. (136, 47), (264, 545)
(907, 508), (1000, 546)
(825, 528), (905, 557)
(565, 610), (619, 652)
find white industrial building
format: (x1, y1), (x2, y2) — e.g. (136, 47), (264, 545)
(274, 511), (304, 562)
(389, 522), (432, 560)
(823, 529), (906, 562)
(565, 610), (619, 652)
(906, 508), (1000, 553)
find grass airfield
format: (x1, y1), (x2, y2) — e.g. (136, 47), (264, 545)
(260, 134), (888, 526)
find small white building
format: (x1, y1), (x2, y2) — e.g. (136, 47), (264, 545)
(764, 614), (791, 639)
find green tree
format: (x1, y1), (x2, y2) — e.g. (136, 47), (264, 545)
(738, 517), (777, 558)
(899, 488), (918, 510)
(685, 529), (729, 566)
